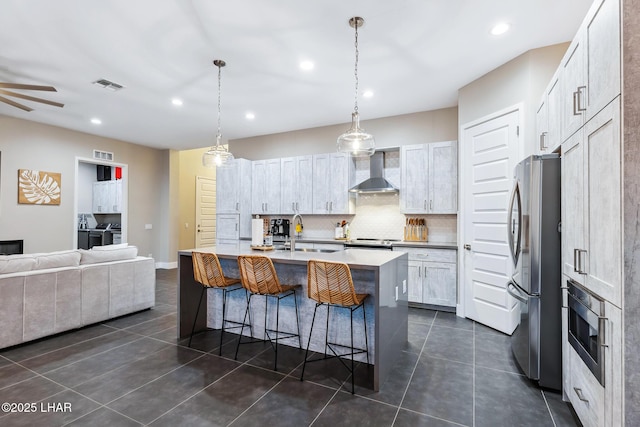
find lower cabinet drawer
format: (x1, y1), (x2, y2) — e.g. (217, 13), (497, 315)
(398, 247), (456, 263)
(568, 346), (604, 427)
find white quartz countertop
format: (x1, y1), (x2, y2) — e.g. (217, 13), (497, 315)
(245, 238), (457, 250)
(179, 242), (406, 269)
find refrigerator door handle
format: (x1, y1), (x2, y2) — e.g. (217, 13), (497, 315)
(506, 281), (528, 304)
(507, 182), (522, 267)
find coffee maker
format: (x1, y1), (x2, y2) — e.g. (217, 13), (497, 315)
(270, 219), (290, 238)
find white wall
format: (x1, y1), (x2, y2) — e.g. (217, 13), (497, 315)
(230, 107), (458, 160)
(458, 43), (569, 158)
(0, 116), (170, 261)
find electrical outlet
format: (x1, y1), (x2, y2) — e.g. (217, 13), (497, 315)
(185, 222), (189, 229)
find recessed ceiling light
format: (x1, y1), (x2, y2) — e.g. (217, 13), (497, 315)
(90, 118), (102, 125)
(246, 112), (255, 120)
(491, 22), (510, 36)
(363, 90), (374, 98)
(299, 60), (314, 71)
(172, 98), (183, 106)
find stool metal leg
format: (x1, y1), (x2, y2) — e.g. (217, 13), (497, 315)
(350, 306), (355, 394)
(301, 303), (320, 381)
(235, 293), (253, 360)
(362, 303), (369, 364)
(188, 286), (206, 347)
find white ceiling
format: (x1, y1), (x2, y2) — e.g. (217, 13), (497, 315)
(0, 0), (591, 151)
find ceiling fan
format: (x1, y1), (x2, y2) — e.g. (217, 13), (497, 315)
(0, 83), (64, 112)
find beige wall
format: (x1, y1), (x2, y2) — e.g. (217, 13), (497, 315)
(458, 43), (569, 157)
(230, 107), (459, 160)
(175, 147), (216, 251)
(0, 116), (170, 262)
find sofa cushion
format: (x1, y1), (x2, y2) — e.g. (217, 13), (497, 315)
(0, 254), (36, 274)
(34, 250), (81, 270)
(79, 246), (138, 264)
(91, 243), (129, 251)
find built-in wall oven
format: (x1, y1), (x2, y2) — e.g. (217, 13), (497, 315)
(567, 279), (605, 385)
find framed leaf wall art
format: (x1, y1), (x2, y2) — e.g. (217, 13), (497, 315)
(18, 169), (61, 205)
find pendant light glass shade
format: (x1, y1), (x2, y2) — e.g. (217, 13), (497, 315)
(203, 59), (234, 168)
(202, 136), (234, 168)
(337, 112), (375, 156)
(337, 16), (375, 157)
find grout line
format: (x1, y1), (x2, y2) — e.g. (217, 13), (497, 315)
(472, 320), (476, 427)
(541, 390), (557, 427)
(390, 310), (436, 426)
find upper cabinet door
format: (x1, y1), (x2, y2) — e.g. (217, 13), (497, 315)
(429, 141), (457, 214)
(251, 160), (267, 214)
(280, 157), (297, 215)
(546, 74), (563, 149)
(328, 152), (354, 214)
(296, 155), (314, 214)
(561, 39), (586, 142)
(400, 144), (428, 213)
(216, 160), (239, 214)
(264, 158), (281, 215)
(536, 98), (549, 154)
(584, 0), (620, 121)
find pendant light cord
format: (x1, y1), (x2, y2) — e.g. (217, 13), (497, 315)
(216, 62), (222, 144)
(354, 20), (359, 114)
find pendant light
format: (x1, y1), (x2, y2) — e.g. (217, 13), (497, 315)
(203, 59), (234, 168)
(337, 17), (375, 157)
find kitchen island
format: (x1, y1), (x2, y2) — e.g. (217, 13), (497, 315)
(178, 242), (408, 390)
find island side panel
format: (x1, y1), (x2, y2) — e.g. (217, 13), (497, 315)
(178, 253), (208, 339)
(375, 252), (409, 390)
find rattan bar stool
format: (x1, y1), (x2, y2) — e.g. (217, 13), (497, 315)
(300, 259), (369, 394)
(190, 252), (247, 354)
(235, 255), (302, 371)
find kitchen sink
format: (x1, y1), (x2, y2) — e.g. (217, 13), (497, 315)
(273, 246), (338, 253)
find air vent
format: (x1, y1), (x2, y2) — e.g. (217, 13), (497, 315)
(92, 79), (124, 91)
(93, 150), (114, 161)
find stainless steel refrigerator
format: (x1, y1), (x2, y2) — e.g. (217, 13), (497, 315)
(506, 154), (562, 391)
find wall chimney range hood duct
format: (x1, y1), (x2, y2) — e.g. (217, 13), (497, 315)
(349, 151), (398, 193)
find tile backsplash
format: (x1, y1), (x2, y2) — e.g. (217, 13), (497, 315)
(294, 192), (457, 243)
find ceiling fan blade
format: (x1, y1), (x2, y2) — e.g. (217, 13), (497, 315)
(0, 89), (64, 108)
(0, 83), (57, 92)
(0, 95), (33, 112)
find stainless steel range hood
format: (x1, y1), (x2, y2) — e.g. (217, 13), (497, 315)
(349, 151), (398, 193)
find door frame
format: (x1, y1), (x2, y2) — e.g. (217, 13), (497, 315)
(457, 103), (524, 319)
(73, 157), (128, 249)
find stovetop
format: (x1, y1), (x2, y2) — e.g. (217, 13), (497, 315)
(344, 238), (400, 248)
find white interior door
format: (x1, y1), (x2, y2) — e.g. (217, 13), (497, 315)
(195, 176), (216, 247)
(460, 108), (520, 334)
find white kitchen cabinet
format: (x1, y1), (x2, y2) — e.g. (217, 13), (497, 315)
(535, 99), (549, 154)
(312, 152), (355, 215)
(92, 180), (122, 213)
(566, 299), (622, 427)
(560, 0), (620, 143)
(215, 214), (239, 240)
(252, 158), (281, 215)
(561, 98), (621, 307)
(400, 141), (457, 214)
(401, 247), (457, 307)
(216, 158), (252, 238)
(281, 155), (313, 215)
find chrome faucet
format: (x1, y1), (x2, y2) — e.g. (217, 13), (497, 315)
(291, 214), (303, 252)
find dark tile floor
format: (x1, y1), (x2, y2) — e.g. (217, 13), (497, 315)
(0, 269), (580, 426)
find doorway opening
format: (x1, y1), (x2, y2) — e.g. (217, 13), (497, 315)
(73, 157), (128, 249)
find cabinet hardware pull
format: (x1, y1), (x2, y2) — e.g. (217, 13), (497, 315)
(573, 387), (589, 403)
(430, 200), (433, 210)
(572, 91), (580, 116)
(326, 202), (329, 211)
(576, 86), (587, 112)
(424, 200), (427, 210)
(578, 249), (587, 275)
(236, 202), (239, 211)
(599, 316), (609, 348)
(464, 244), (471, 250)
(539, 132), (548, 151)
(330, 201), (333, 211)
(296, 202), (299, 211)
(292, 202), (295, 211)
(573, 249), (579, 272)
(418, 266), (421, 277)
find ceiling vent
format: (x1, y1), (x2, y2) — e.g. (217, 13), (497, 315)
(92, 79), (124, 91)
(93, 150), (114, 161)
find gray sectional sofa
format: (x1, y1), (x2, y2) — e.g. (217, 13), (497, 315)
(0, 244), (155, 349)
